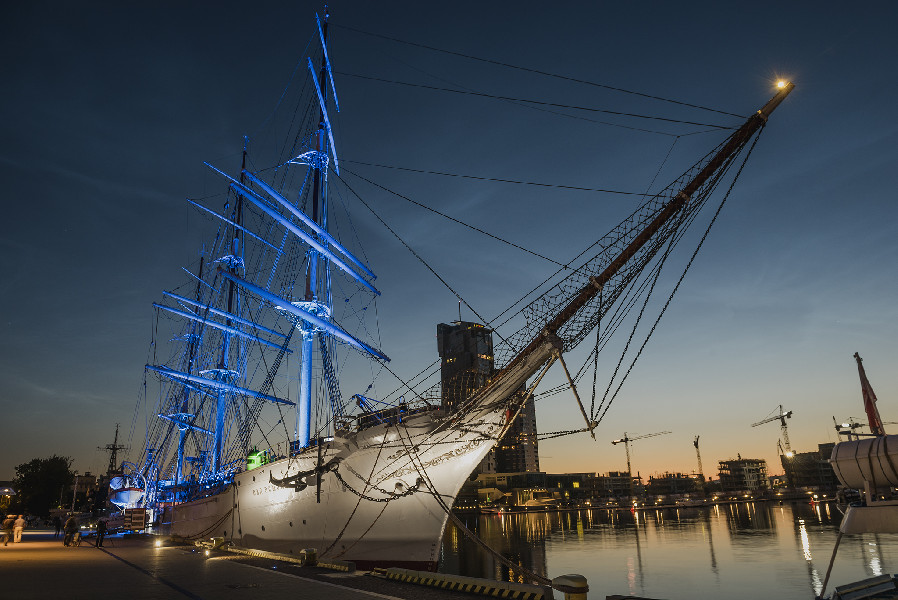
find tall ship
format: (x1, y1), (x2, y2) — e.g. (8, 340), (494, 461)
(118, 11), (794, 570)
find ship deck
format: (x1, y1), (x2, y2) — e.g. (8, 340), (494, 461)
(0, 530), (505, 600)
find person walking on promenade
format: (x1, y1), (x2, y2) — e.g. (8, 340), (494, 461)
(2, 515), (14, 546)
(53, 515), (62, 538)
(95, 519), (107, 548)
(13, 515), (25, 543)
(63, 515), (78, 547)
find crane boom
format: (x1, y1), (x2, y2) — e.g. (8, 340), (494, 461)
(751, 404), (793, 452)
(611, 431), (671, 498)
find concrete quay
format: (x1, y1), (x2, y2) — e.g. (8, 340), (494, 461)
(0, 529), (506, 600)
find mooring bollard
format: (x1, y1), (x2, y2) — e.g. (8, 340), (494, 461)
(552, 574), (589, 599)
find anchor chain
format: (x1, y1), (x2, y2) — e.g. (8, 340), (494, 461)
(270, 459), (423, 502)
(269, 456), (340, 491)
(332, 469), (424, 503)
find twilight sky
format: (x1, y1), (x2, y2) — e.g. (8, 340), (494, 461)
(2, 1), (897, 482)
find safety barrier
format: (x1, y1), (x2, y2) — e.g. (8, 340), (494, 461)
(372, 567), (553, 599)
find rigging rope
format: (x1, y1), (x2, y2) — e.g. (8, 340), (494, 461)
(336, 174), (503, 337)
(343, 159), (646, 196)
(376, 48), (683, 137)
(594, 129), (765, 426)
(332, 24), (746, 118)
(337, 71), (737, 131)
(343, 167), (567, 268)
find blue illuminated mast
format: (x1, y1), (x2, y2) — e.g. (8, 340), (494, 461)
(140, 9), (389, 499)
(296, 10), (336, 449)
(210, 140), (247, 475)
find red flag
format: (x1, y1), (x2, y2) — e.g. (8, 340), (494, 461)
(855, 352), (885, 436)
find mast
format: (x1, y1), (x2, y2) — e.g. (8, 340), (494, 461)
(99, 424), (128, 476)
(297, 9), (333, 449)
(211, 141), (247, 475)
(174, 253), (203, 490)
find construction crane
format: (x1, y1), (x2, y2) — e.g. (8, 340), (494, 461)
(694, 435), (704, 479)
(612, 431), (671, 497)
(776, 439), (792, 458)
(751, 405), (793, 454)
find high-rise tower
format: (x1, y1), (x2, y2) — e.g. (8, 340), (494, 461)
(437, 321), (494, 413)
(437, 321), (539, 474)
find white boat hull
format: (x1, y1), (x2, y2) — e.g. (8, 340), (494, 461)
(170, 404), (506, 569)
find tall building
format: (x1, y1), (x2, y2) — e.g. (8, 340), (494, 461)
(494, 395), (539, 473)
(718, 456), (768, 492)
(437, 321), (539, 474)
(437, 321), (494, 413)
(781, 442), (839, 490)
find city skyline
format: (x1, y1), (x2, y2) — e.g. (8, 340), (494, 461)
(2, 2), (897, 481)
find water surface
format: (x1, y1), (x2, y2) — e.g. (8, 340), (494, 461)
(441, 502), (898, 599)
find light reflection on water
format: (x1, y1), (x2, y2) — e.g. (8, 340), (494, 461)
(440, 502), (898, 599)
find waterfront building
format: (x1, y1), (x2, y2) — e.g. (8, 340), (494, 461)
(781, 442), (839, 490)
(595, 471), (636, 499)
(73, 472), (100, 495)
(546, 473), (595, 504)
(437, 321), (494, 413)
(438, 321), (540, 477)
(646, 472), (699, 496)
(457, 471), (549, 509)
(717, 456), (769, 492)
(494, 393), (540, 473)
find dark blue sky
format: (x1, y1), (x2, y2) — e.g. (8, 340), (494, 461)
(2, 1), (897, 479)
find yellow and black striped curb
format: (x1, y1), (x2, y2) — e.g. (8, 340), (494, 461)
(223, 546), (355, 572)
(372, 567), (552, 599)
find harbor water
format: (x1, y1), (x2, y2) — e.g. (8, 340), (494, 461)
(440, 502), (898, 599)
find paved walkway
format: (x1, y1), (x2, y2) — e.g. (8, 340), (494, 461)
(0, 530), (477, 600)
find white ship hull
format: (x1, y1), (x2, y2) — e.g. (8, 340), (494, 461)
(171, 401), (507, 569)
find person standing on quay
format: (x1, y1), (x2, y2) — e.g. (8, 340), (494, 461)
(1, 515), (13, 546)
(95, 519), (107, 548)
(13, 515), (25, 543)
(53, 515), (62, 538)
(63, 515), (78, 546)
